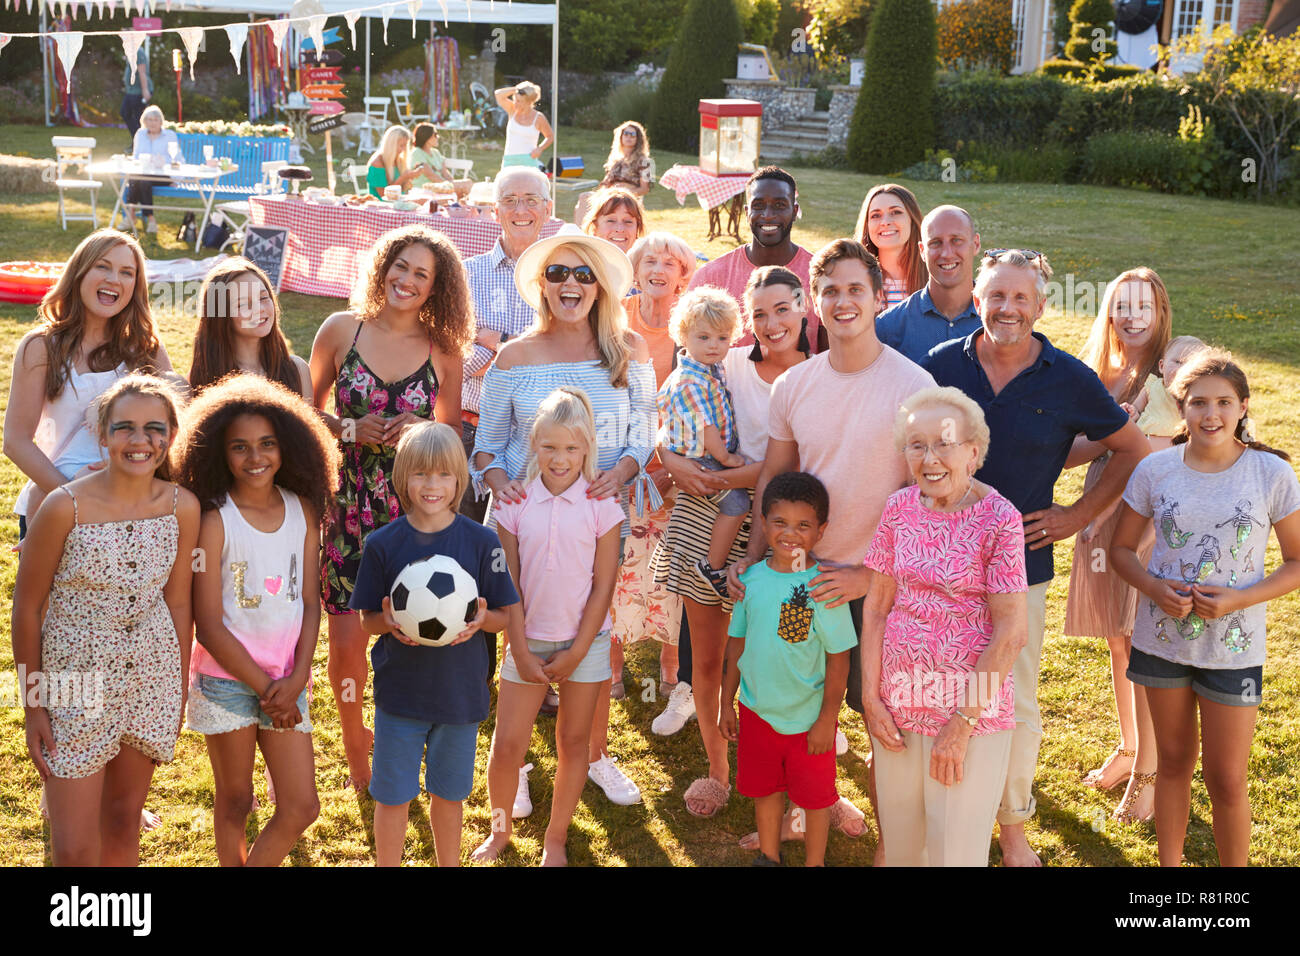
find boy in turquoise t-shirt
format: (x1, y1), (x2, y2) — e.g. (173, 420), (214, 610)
(721, 471), (857, 866)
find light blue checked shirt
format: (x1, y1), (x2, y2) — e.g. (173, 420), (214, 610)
(656, 353), (737, 459)
(463, 239), (539, 414)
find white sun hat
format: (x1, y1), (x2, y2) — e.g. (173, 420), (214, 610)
(513, 223), (635, 312)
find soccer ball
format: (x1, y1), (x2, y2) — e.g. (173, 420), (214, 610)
(389, 555), (480, 647)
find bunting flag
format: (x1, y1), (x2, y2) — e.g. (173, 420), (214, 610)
(266, 17), (290, 69)
(344, 9), (360, 49)
(307, 13), (326, 53)
(178, 25), (201, 80)
(225, 21), (248, 74)
(436, 0), (447, 27)
(52, 30), (83, 92)
(382, 3), (392, 45)
(120, 28), (145, 82)
(0, 34), (11, 56)
(407, 0), (421, 36)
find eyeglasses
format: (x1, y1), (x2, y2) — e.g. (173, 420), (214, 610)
(903, 439), (970, 459)
(544, 264), (597, 285)
(985, 249), (1042, 261)
(498, 195), (545, 210)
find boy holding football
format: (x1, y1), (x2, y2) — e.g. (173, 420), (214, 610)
(719, 472), (857, 866)
(352, 423), (522, 866)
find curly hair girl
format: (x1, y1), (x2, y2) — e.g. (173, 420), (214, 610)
(172, 372), (340, 515)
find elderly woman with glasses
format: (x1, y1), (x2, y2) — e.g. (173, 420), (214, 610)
(471, 225), (658, 813)
(860, 386), (1028, 866)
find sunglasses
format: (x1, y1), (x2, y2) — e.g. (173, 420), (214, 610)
(544, 264), (598, 285)
(985, 248), (1043, 261)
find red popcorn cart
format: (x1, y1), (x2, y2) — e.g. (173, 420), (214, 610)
(698, 99), (762, 177)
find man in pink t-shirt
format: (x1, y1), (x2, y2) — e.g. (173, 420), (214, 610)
(728, 238), (934, 853)
(688, 167), (823, 352)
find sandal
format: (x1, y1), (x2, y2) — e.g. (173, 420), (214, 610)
(1115, 771), (1156, 823)
(1083, 747), (1134, 791)
(684, 776), (730, 818)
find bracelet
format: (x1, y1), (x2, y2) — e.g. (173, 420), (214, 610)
(953, 709), (978, 729)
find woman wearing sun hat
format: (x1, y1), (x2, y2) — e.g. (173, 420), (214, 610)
(471, 224), (658, 810)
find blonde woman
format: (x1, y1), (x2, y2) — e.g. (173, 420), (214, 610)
(472, 225), (656, 810)
(366, 126), (434, 198)
(496, 82), (554, 169)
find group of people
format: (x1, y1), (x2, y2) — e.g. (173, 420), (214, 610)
(8, 151), (1299, 869)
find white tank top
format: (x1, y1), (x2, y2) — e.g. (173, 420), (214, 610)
(193, 487), (307, 682)
(14, 362), (128, 517)
(723, 346), (776, 463)
(504, 112), (541, 156)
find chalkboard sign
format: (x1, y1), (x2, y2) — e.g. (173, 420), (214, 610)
(243, 226), (289, 293)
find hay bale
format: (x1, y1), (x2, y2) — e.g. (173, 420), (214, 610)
(0, 155), (57, 195)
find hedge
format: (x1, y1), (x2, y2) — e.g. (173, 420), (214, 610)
(847, 0), (937, 172)
(649, 0), (744, 152)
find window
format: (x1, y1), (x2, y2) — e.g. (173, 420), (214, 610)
(1212, 0), (1237, 28)
(1172, 0), (1205, 38)
(1012, 0), (1027, 72)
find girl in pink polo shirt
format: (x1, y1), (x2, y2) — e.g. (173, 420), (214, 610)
(472, 387), (625, 866)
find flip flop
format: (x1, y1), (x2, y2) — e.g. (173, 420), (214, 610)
(684, 776), (730, 818)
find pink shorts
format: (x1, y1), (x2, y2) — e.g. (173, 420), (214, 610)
(736, 703), (838, 810)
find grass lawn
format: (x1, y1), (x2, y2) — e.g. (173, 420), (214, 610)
(2, 122), (1299, 866)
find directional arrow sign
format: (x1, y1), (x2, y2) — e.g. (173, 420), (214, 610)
(305, 67), (341, 82)
(308, 101), (345, 116)
(302, 48), (344, 66)
(308, 114), (345, 134)
(302, 83), (346, 99)
(300, 26), (341, 49)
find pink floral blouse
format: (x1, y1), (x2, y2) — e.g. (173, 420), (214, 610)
(863, 485), (1027, 736)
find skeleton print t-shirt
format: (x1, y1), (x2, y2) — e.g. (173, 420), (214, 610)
(1124, 446), (1300, 669)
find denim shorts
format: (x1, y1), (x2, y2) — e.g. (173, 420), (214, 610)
(369, 708), (480, 805)
(186, 673), (312, 735)
(694, 454), (751, 517)
(1127, 647), (1263, 707)
(499, 630), (612, 685)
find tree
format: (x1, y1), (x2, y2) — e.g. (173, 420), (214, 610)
(846, 0), (936, 172)
(1063, 0), (1117, 67)
(936, 0), (1015, 75)
(650, 0), (745, 151)
(1170, 25), (1300, 198)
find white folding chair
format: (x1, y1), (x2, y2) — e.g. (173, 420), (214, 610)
(51, 136), (102, 230)
(340, 158), (367, 197)
(442, 157), (475, 182)
(390, 89), (430, 129)
(338, 112), (367, 152)
(357, 97), (391, 155)
(217, 161), (290, 251)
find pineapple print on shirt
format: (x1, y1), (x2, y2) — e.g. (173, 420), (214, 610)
(778, 583), (814, 644)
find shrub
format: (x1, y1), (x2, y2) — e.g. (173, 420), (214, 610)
(937, 0), (1015, 75)
(901, 148), (997, 182)
(650, 0), (744, 151)
(1040, 58), (1088, 78)
(1093, 63), (1144, 82)
(737, 0), (781, 47)
(957, 141), (1080, 182)
(847, 0), (937, 172)
(933, 70), (1069, 150)
(574, 76), (658, 131)
(1063, 0), (1117, 66)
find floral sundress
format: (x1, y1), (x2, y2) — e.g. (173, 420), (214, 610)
(321, 326), (438, 614)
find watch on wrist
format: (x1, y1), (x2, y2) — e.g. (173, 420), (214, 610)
(954, 710), (978, 729)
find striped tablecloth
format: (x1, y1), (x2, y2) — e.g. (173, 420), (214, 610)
(248, 195), (562, 298)
(658, 164), (750, 211)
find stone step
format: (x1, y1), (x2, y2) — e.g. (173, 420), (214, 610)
(764, 132), (831, 151)
(782, 121), (830, 135)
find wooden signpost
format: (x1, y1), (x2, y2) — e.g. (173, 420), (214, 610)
(299, 35), (346, 193)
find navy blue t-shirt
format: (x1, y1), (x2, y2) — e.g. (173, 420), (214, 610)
(875, 286), (982, 365)
(923, 329), (1129, 586)
(349, 515), (519, 724)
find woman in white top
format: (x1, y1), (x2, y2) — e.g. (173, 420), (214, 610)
(128, 104), (181, 234)
(496, 82), (554, 169)
(5, 230), (176, 541)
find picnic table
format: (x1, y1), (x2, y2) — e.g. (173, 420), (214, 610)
(91, 156), (238, 253)
(658, 164), (749, 243)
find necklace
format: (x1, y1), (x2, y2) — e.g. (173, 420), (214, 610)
(923, 482), (974, 513)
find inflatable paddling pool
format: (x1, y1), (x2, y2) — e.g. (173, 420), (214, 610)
(0, 262), (65, 305)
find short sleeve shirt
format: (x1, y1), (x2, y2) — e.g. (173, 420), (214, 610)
(728, 561), (859, 734)
(864, 486), (1026, 735)
(494, 475), (625, 642)
(656, 353), (736, 458)
(1124, 446), (1300, 669)
(923, 330), (1130, 586)
(349, 515), (519, 724)
(687, 245), (821, 353)
(875, 286), (982, 365)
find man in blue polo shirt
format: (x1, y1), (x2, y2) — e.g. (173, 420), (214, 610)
(875, 204), (982, 363)
(923, 249), (1149, 867)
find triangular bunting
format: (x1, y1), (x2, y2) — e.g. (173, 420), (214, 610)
(435, 0), (447, 27)
(344, 10), (361, 49)
(382, 4), (392, 45)
(267, 17), (291, 59)
(178, 26), (202, 81)
(52, 31), (83, 93)
(0, 34), (10, 56)
(308, 14), (326, 54)
(120, 29), (145, 83)
(225, 22), (248, 74)
(408, 0), (421, 36)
